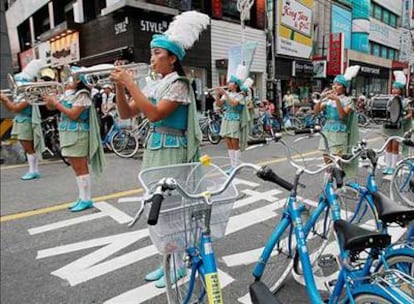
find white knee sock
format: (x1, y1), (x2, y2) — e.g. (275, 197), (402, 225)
(234, 150), (241, 166)
(27, 153), (36, 173)
(385, 152), (391, 168)
(391, 154), (398, 168)
(76, 174), (91, 201)
(228, 150), (234, 167)
(33, 154), (39, 173)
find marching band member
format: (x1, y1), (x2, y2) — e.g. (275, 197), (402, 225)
(110, 11), (209, 288)
(43, 67), (105, 212)
(382, 71), (409, 175)
(0, 59), (46, 180)
(215, 64), (251, 173)
(313, 66), (360, 177)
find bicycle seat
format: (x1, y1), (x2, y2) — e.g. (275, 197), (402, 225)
(372, 191), (414, 226)
(249, 281), (282, 304)
(334, 220), (391, 252)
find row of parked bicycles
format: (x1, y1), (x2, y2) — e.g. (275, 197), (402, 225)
(129, 127), (414, 304)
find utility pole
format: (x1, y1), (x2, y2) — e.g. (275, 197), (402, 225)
(0, 0), (13, 119)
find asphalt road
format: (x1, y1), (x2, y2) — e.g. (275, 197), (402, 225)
(0, 128), (406, 304)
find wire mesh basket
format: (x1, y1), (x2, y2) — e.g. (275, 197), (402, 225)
(138, 162), (239, 254)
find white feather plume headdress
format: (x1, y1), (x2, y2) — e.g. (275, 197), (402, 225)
(165, 11), (210, 50)
(151, 11), (210, 61)
(393, 71), (406, 86)
(343, 65), (360, 81)
(15, 59), (47, 82)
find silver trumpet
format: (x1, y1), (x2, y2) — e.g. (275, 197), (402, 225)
(1, 73), (64, 105)
(204, 86), (228, 94)
(311, 88), (335, 103)
(62, 63), (150, 88)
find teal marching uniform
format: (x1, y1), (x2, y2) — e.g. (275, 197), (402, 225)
(219, 92), (245, 139)
(319, 95), (354, 155)
(142, 72), (202, 170)
(58, 89), (104, 173)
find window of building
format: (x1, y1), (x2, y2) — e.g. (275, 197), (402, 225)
(381, 46), (388, 59)
(389, 48), (395, 60)
(374, 5), (382, 20)
(373, 44), (380, 57)
(383, 10), (390, 24)
(390, 14), (397, 27)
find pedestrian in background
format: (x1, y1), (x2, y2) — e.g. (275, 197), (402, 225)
(215, 64), (250, 173)
(100, 84), (117, 140)
(110, 10), (208, 288)
(0, 59), (46, 180)
(43, 66), (105, 212)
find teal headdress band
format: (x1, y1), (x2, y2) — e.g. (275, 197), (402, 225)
(150, 34), (186, 61)
(70, 66), (88, 85)
(229, 75), (242, 87)
(333, 75), (349, 88)
(392, 82), (404, 90)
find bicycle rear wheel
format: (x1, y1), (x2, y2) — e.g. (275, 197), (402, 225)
(164, 253), (205, 304)
(110, 130), (139, 158)
(357, 113), (370, 127)
(390, 159), (414, 207)
(352, 293), (395, 303)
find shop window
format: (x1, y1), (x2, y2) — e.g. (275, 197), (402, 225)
(374, 5), (382, 20)
(17, 19), (31, 50)
(390, 14), (397, 27)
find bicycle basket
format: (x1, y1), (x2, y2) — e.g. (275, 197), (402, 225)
(139, 162), (238, 254)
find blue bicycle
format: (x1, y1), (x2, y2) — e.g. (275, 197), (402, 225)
(248, 130), (414, 304)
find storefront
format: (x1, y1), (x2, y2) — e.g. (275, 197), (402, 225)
(210, 19), (266, 103)
(349, 61), (390, 96)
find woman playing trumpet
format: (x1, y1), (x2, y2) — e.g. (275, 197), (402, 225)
(43, 67), (105, 212)
(0, 59), (46, 180)
(313, 66), (360, 177)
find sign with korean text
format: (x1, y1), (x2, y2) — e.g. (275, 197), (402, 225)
(276, 0), (313, 58)
(50, 32), (80, 67)
(327, 33), (344, 76)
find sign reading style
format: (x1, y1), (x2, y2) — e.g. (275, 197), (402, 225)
(276, 0), (313, 59)
(327, 33), (344, 76)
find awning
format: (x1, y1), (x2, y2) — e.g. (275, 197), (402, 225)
(77, 46), (130, 67)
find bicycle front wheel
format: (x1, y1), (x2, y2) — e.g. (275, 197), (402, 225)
(357, 113), (370, 127)
(390, 159), (414, 207)
(110, 130), (139, 158)
(164, 253), (205, 304)
(352, 293), (395, 303)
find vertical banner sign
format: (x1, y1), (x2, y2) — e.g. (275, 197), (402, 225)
(327, 33), (344, 76)
(211, 0), (223, 18)
(50, 32), (80, 67)
(227, 42), (258, 82)
(276, 0), (313, 58)
(331, 4), (352, 49)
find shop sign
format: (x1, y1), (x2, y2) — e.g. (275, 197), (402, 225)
(114, 17), (129, 35)
(369, 19), (400, 49)
(50, 32), (80, 67)
(139, 19), (169, 33)
(292, 61), (313, 77)
(280, 0), (312, 36)
(327, 33), (344, 76)
(19, 48), (36, 70)
(331, 4), (352, 49)
(36, 42), (51, 66)
(360, 66), (380, 75)
(276, 0), (313, 59)
(313, 60), (327, 78)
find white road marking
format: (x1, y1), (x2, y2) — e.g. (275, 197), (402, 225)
(28, 202), (133, 235)
(103, 269), (235, 304)
(234, 189), (283, 209)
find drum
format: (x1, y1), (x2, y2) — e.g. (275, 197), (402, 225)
(368, 95), (402, 125)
